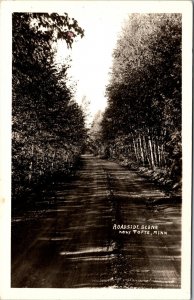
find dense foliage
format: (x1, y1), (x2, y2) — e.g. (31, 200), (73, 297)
(12, 13), (86, 201)
(99, 14), (182, 192)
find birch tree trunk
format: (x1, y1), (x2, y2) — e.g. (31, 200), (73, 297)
(133, 138), (139, 163)
(148, 136), (155, 169)
(139, 135), (145, 166)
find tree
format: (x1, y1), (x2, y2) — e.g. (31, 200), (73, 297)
(100, 13), (182, 190)
(12, 13), (86, 201)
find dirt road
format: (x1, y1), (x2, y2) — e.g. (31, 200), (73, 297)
(11, 154), (181, 288)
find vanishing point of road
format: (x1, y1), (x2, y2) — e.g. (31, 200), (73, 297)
(11, 154), (181, 288)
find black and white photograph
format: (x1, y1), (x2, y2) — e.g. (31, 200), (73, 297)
(0, 1), (192, 299)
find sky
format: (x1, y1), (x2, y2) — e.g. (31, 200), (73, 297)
(54, 3), (129, 126)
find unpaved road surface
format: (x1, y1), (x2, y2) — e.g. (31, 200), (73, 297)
(12, 154), (181, 288)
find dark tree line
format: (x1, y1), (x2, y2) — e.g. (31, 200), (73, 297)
(12, 13), (86, 201)
(97, 14), (182, 192)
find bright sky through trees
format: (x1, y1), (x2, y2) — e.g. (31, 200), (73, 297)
(54, 3), (128, 126)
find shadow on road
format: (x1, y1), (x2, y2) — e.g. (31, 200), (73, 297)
(11, 154), (181, 288)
